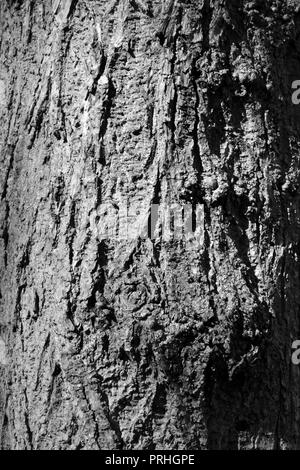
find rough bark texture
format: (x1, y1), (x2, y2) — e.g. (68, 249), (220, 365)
(1, 0), (300, 450)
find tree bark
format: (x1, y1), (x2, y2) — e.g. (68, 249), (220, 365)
(0, 0), (300, 450)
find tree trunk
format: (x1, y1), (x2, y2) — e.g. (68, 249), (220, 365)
(0, 0), (300, 450)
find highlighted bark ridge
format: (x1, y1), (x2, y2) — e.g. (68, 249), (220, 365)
(0, 339), (7, 367)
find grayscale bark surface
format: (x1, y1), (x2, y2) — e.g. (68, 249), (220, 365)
(0, 0), (300, 450)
